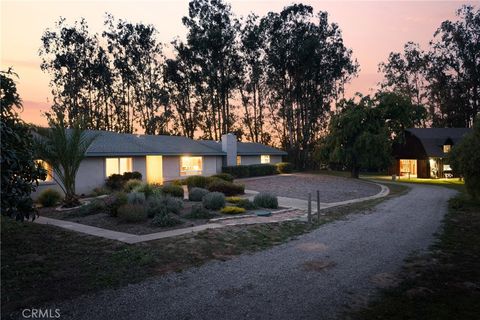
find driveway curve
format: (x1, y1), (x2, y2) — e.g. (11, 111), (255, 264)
(46, 184), (456, 320)
(240, 173), (382, 202)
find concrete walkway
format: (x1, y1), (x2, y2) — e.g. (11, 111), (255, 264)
(35, 182), (389, 244)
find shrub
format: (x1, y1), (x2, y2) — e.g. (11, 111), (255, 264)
(225, 196), (242, 204)
(70, 199), (106, 217)
(188, 187), (210, 202)
(133, 183), (156, 198)
(145, 198), (168, 218)
(211, 173), (234, 182)
(162, 184), (184, 198)
(37, 189), (62, 207)
(253, 192), (278, 209)
(170, 179), (186, 186)
(220, 206), (246, 214)
(151, 212), (181, 227)
(127, 192), (146, 205)
(235, 199), (257, 210)
(92, 187), (110, 196)
(202, 192), (226, 210)
(185, 175), (210, 189)
(124, 179), (143, 192)
(185, 204), (213, 219)
(104, 192), (128, 217)
(105, 174), (125, 190)
(207, 180), (245, 196)
(249, 164), (277, 177)
(117, 204), (147, 223)
(222, 165), (250, 178)
(105, 172), (142, 190)
(123, 171), (142, 181)
(276, 162), (294, 174)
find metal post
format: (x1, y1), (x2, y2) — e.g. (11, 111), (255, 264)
(307, 193), (312, 223)
(317, 190), (320, 221)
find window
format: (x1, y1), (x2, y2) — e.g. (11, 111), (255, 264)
(105, 158), (132, 177)
(180, 156), (202, 176)
(236, 156), (241, 165)
(443, 144), (451, 153)
(35, 160), (53, 182)
(261, 155), (270, 164)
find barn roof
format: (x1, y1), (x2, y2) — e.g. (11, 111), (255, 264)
(406, 128), (471, 157)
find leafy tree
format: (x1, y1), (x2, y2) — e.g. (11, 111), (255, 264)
(380, 5), (479, 127)
(1, 70), (46, 220)
(261, 4), (358, 169)
(34, 114), (97, 207)
(376, 91), (427, 143)
(104, 15), (170, 134)
(182, 0), (242, 140)
(320, 96), (391, 178)
(449, 117), (480, 199)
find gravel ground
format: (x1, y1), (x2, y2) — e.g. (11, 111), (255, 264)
(41, 184), (455, 320)
(240, 174), (381, 202)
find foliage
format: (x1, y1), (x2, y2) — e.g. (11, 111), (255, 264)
(105, 172), (142, 190)
(185, 175), (210, 190)
(104, 192), (128, 217)
(34, 114), (97, 207)
(37, 189), (63, 207)
(222, 165), (250, 178)
(319, 96), (392, 178)
(249, 164), (277, 176)
(151, 211), (182, 227)
(92, 187), (110, 196)
(117, 204), (148, 223)
(185, 204), (213, 219)
(148, 195), (183, 215)
(275, 162), (293, 173)
(211, 173), (235, 182)
(1, 69), (46, 220)
(132, 183), (156, 198)
(145, 197), (169, 218)
(123, 179), (143, 192)
(127, 192), (146, 205)
(170, 179), (186, 186)
(70, 199), (106, 217)
(225, 196), (242, 203)
(220, 206), (246, 214)
(207, 180), (245, 196)
(253, 192), (278, 209)
(162, 184), (184, 198)
(449, 119), (480, 199)
(380, 5), (479, 128)
(202, 192), (226, 210)
(188, 187), (210, 202)
(235, 199), (257, 210)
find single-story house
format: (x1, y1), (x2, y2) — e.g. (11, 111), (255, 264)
(34, 131), (287, 197)
(389, 128), (471, 179)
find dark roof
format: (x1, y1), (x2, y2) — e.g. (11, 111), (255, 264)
(83, 131), (225, 157)
(197, 140), (287, 156)
(406, 128), (471, 157)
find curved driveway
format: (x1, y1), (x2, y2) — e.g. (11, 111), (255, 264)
(49, 184), (456, 320)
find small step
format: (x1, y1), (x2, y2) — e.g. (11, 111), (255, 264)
(254, 210), (272, 217)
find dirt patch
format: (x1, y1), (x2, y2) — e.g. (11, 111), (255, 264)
(303, 259), (337, 272)
(296, 242), (328, 252)
(370, 273), (400, 288)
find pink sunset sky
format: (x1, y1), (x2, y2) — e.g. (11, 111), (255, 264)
(1, 0), (476, 126)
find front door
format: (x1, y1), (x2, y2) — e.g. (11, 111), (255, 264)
(146, 155), (163, 184)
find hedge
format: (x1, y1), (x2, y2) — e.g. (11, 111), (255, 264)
(276, 162), (294, 173)
(222, 163), (278, 178)
(207, 180), (245, 196)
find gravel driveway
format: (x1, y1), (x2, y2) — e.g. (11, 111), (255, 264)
(240, 174), (381, 202)
(44, 184), (455, 320)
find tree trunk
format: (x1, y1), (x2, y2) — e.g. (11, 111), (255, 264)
(351, 166), (360, 179)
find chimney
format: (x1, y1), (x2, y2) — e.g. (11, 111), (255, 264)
(221, 133), (237, 166)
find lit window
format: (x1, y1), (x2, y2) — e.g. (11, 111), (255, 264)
(180, 156), (202, 176)
(106, 158), (132, 177)
(236, 156), (241, 165)
(36, 160), (53, 181)
(261, 155), (270, 164)
(443, 145), (451, 153)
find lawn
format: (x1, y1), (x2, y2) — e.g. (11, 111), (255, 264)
(1, 182), (407, 319)
(353, 193), (480, 320)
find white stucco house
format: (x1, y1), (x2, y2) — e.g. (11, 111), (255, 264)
(34, 131), (287, 197)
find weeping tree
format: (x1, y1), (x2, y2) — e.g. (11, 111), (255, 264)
(34, 114), (97, 207)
